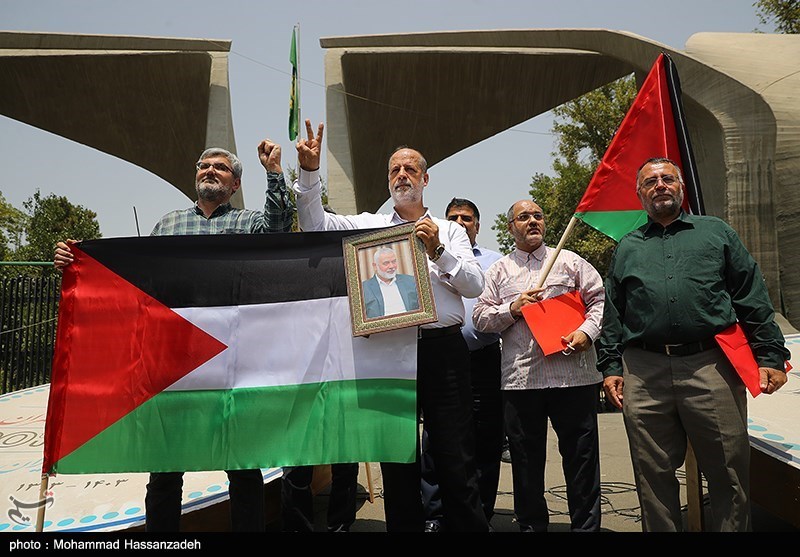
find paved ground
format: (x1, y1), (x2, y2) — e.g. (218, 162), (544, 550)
(306, 410), (799, 533)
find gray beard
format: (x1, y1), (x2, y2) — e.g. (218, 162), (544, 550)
(196, 181), (227, 202)
(651, 197), (681, 219)
(391, 187), (422, 206)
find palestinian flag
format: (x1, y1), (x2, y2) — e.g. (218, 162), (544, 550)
(43, 232), (418, 475)
(574, 52), (705, 241)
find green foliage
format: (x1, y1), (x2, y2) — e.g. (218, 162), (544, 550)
(0, 192), (26, 261)
(0, 190), (101, 278)
(493, 75), (637, 276)
(754, 0), (800, 33)
(552, 78), (639, 164)
(491, 212), (514, 255)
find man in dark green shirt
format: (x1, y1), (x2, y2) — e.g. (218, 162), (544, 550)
(596, 157), (789, 532)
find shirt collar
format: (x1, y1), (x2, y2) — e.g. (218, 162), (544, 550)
(511, 243), (546, 263)
(389, 207), (432, 224)
(643, 209), (694, 236)
(193, 201), (234, 219)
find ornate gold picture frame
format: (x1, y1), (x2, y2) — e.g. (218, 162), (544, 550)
(342, 223), (437, 337)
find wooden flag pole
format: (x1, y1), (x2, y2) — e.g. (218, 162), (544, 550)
(533, 215), (579, 289)
(35, 474), (49, 532)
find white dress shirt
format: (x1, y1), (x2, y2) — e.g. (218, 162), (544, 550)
(378, 277), (407, 316)
(473, 244), (604, 390)
(294, 168), (484, 329)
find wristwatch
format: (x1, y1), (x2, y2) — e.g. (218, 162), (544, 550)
(430, 244), (445, 262)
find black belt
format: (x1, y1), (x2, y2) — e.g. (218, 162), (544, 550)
(418, 324), (461, 339)
(629, 339), (717, 357)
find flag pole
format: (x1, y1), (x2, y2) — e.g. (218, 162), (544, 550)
(534, 216), (579, 289)
(288, 23), (301, 142)
(296, 23), (301, 131)
(35, 474), (48, 532)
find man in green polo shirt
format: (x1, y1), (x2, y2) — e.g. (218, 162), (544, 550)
(596, 157), (789, 532)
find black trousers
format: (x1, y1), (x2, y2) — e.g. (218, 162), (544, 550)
(504, 384), (601, 532)
(281, 463), (360, 532)
(421, 341), (503, 524)
(145, 469), (265, 532)
(381, 330), (489, 532)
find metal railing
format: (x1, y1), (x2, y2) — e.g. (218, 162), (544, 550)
(0, 273), (60, 394)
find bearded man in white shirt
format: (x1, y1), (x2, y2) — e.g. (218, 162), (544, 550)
(291, 119), (489, 532)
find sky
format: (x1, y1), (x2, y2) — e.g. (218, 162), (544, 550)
(0, 0), (765, 252)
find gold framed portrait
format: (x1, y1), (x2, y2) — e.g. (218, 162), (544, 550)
(342, 223), (437, 337)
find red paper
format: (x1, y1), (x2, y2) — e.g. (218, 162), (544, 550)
(715, 323), (761, 398)
(521, 290), (586, 356)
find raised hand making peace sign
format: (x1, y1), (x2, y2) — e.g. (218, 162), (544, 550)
(296, 118), (324, 172)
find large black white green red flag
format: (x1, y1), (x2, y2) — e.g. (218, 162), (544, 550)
(43, 232), (418, 475)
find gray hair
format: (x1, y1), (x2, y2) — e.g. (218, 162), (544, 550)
(198, 148), (243, 179)
(373, 246), (397, 265)
(389, 145), (428, 174)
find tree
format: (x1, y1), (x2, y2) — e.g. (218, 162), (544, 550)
(754, 0), (800, 33)
(1, 190), (101, 278)
(0, 192), (26, 261)
(493, 75), (637, 276)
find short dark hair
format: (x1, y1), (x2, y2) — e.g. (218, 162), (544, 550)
(445, 197), (480, 221)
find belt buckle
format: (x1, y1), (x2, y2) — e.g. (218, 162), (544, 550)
(664, 344), (679, 356)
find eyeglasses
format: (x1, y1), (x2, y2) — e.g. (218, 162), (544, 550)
(639, 175), (678, 190)
(196, 161), (233, 173)
(512, 212), (544, 223)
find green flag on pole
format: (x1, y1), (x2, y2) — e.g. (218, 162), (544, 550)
(288, 26), (300, 141)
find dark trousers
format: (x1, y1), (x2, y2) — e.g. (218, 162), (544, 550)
(504, 385), (601, 532)
(421, 341), (503, 524)
(281, 463), (360, 532)
(145, 469), (265, 532)
(381, 331), (489, 532)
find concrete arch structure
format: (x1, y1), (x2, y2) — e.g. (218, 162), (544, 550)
(0, 31), (244, 207)
(320, 29), (800, 327)
(1, 30), (798, 327)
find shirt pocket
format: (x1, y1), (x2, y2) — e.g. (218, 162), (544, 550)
(543, 272), (575, 299)
(498, 283), (524, 304)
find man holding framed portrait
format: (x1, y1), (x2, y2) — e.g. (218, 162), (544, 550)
(291, 119), (489, 533)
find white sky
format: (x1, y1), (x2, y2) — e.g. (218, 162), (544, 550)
(0, 0), (764, 252)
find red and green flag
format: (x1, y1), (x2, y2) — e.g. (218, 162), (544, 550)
(573, 52), (705, 241)
(43, 232), (417, 475)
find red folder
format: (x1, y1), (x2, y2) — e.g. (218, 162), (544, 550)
(521, 290), (586, 356)
(715, 323), (761, 398)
